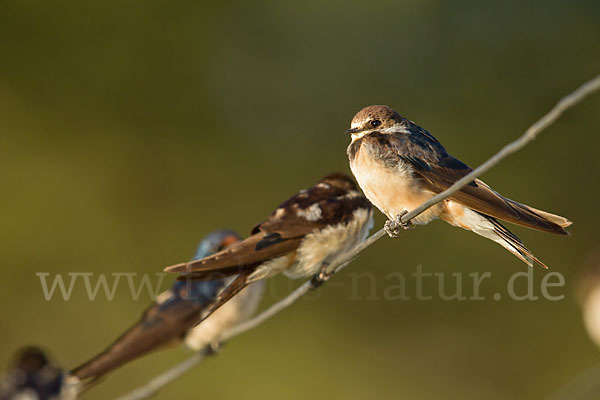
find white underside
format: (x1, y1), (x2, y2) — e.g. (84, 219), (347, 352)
(249, 208), (374, 281)
(183, 279), (265, 350)
(286, 207), (374, 279)
(443, 199), (532, 264)
(349, 150), (441, 225)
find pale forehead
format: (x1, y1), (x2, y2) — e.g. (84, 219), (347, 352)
(350, 105), (402, 125)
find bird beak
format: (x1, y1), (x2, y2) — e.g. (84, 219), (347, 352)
(345, 128), (361, 135)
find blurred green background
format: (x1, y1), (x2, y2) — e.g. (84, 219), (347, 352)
(1, 0), (599, 399)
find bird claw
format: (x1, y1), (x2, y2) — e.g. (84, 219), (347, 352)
(206, 341), (221, 355)
(311, 268), (333, 288)
(385, 211), (414, 238)
(384, 219), (401, 237)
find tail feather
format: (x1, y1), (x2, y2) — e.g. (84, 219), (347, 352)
(448, 178), (572, 235)
(487, 217), (548, 269)
(165, 234), (302, 275)
(441, 202), (549, 268)
(490, 196), (571, 235)
(191, 271), (252, 328)
(515, 202), (572, 229)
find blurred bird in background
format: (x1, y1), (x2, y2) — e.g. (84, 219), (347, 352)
(165, 173), (373, 320)
(577, 250), (600, 350)
(0, 347), (64, 400)
(346, 105), (571, 268)
(544, 253), (600, 400)
(66, 230), (265, 392)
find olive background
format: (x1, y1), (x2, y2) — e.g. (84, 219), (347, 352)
(1, 1), (599, 399)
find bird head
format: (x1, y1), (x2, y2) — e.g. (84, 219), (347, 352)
(345, 105), (405, 141)
(319, 172), (359, 192)
(192, 230), (242, 261)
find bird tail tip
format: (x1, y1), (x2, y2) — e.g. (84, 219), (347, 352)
(164, 262), (188, 273)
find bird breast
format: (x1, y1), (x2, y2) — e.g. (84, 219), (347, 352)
(349, 139), (440, 224)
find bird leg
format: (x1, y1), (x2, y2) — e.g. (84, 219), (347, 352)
(384, 211), (414, 237)
(206, 341), (221, 355)
(311, 264), (334, 288)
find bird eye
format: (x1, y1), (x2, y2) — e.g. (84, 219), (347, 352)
(370, 119), (381, 128)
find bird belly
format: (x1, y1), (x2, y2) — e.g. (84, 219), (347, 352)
(285, 208), (374, 279)
(350, 150), (440, 225)
(184, 280), (265, 350)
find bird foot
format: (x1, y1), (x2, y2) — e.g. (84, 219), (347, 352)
(311, 268), (333, 288)
(206, 341), (221, 355)
(384, 211), (414, 238)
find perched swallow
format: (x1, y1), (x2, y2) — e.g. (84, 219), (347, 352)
(69, 230), (264, 386)
(165, 173), (373, 318)
(0, 347), (64, 400)
(577, 251), (600, 349)
(346, 105), (571, 267)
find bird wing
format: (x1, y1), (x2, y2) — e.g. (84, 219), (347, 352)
(165, 183), (369, 276)
(71, 289), (210, 380)
(383, 131), (570, 234)
(188, 270), (254, 327)
(167, 233), (302, 277)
